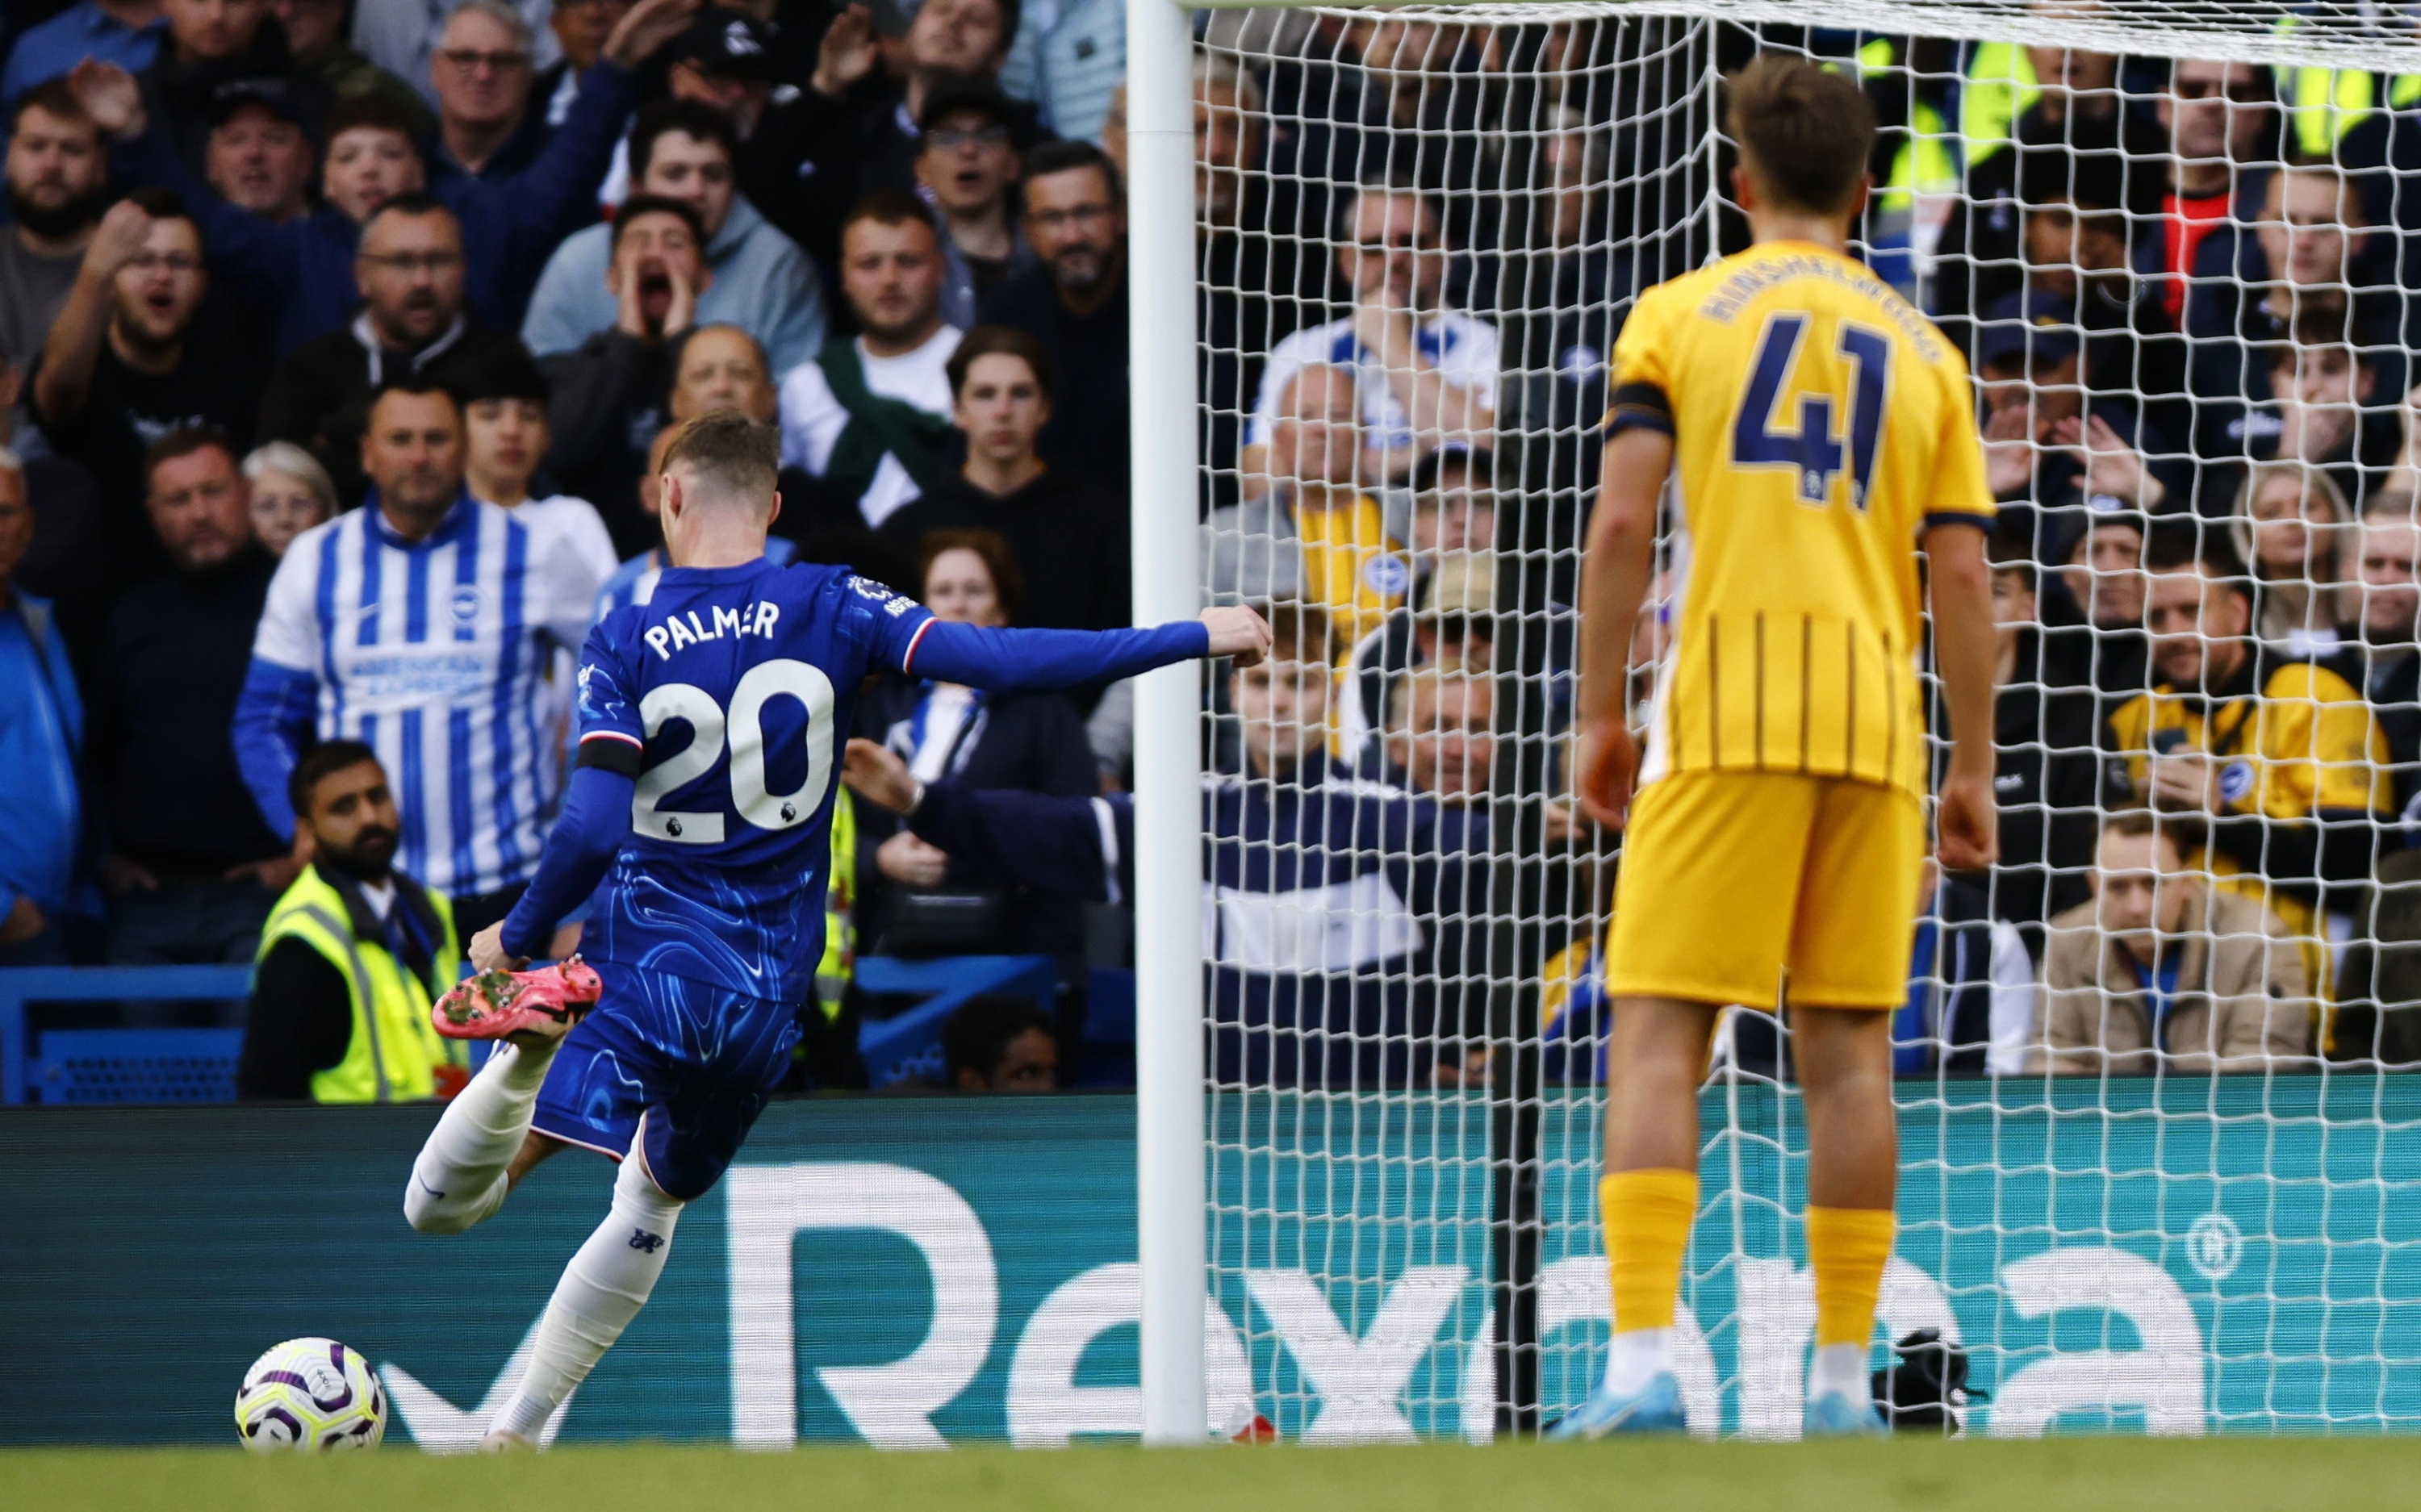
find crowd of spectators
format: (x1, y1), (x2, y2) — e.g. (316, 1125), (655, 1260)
(16, 2), (2421, 1096)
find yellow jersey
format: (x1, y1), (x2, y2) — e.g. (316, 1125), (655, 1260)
(1608, 240), (1994, 799)
(1294, 491), (1411, 666)
(2106, 654), (2387, 939)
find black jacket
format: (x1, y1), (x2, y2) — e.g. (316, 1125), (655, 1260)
(141, 19), (331, 180)
(978, 264), (1129, 482)
(259, 316), (529, 507)
(541, 327), (673, 557)
(876, 466), (1129, 634)
(89, 544), (282, 876)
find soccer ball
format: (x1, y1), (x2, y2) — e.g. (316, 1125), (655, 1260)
(233, 1337), (387, 1451)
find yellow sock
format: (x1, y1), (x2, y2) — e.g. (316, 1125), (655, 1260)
(1602, 1169), (1696, 1334)
(1805, 1205), (1895, 1348)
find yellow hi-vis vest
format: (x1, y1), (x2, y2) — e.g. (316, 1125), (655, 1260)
(1959, 40), (2039, 171)
(255, 864), (466, 1103)
(816, 787), (857, 1020)
(2273, 16), (2421, 157)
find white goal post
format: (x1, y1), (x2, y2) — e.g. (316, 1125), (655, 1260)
(1127, 0), (2421, 1443)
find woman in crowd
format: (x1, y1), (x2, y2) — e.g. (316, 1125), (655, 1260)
(855, 528), (1098, 961)
(2235, 460), (2356, 658)
(240, 441), (336, 557)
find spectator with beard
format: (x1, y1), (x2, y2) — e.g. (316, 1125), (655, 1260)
(272, 0), (432, 136)
(236, 741), (467, 1102)
(138, 0), (332, 178)
(878, 324), (1127, 633)
(916, 76), (1034, 326)
(254, 194), (527, 503)
(0, 82), (109, 379)
(31, 188), (258, 627)
(521, 97), (829, 377)
(779, 190), (963, 531)
(981, 139), (1125, 479)
(539, 194), (713, 551)
(92, 427), (293, 971)
(746, 0), (1036, 272)
(1, 0), (165, 111)
(203, 84), (312, 223)
(81, 72), (421, 357)
(236, 380), (597, 938)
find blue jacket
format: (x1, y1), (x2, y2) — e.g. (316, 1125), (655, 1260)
(0, 591), (83, 917)
(520, 193), (830, 375)
(111, 59), (639, 351)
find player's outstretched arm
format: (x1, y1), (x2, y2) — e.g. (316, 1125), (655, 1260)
(904, 606), (1272, 693)
(1573, 427), (1672, 829)
(475, 762), (635, 971)
(1924, 520), (2000, 871)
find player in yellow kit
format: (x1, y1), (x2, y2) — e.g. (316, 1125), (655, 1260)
(1548, 56), (2001, 1439)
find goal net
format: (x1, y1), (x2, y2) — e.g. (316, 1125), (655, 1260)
(1181, 0), (2421, 1440)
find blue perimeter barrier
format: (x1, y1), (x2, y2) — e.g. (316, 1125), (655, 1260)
(0, 960), (1119, 1104)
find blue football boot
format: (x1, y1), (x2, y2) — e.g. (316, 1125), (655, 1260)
(1802, 1390), (1888, 1438)
(1544, 1370), (1689, 1440)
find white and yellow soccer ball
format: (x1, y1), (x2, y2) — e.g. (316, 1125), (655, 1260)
(233, 1338), (387, 1451)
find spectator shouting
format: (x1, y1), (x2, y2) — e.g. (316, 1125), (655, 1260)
(32, 187), (259, 623)
(523, 97), (827, 375)
(918, 77), (1032, 324)
(235, 380), (596, 936)
(541, 193), (713, 551)
(91, 427), (291, 967)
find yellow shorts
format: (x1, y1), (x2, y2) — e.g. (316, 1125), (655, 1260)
(1605, 770), (1924, 1011)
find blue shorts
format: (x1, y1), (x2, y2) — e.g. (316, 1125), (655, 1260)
(529, 960), (801, 1201)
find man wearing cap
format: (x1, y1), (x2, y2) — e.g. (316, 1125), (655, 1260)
(1974, 289), (2183, 559)
(138, 0), (331, 178)
(522, 95), (828, 374)
(203, 82), (312, 223)
(915, 75), (1035, 326)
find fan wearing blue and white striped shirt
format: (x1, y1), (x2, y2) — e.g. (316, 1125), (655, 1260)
(233, 379), (596, 937)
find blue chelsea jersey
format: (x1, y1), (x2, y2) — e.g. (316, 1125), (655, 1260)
(572, 558), (934, 1000)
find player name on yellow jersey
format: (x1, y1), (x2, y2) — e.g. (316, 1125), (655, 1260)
(1608, 240), (1995, 798)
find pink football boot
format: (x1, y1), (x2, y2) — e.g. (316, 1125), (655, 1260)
(431, 958), (604, 1042)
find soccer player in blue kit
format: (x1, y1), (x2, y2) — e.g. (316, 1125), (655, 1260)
(399, 411), (1272, 1447)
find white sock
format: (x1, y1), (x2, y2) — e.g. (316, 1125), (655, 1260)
(1601, 1327), (1674, 1397)
(489, 1133), (682, 1442)
(1808, 1342), (1871, 1403)
(403, 1042), (558, 1234)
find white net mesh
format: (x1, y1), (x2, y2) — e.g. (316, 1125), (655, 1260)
(1190, 1), (2421, 1440)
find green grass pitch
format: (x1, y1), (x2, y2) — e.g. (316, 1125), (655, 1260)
(4, 1438), (2417, 1512)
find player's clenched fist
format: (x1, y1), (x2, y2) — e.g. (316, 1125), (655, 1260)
(1199, 605), (1273, 667)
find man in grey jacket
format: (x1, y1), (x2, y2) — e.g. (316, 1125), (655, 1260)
(520, 97), (826, 375)
(2033, 808), (2312, 1075)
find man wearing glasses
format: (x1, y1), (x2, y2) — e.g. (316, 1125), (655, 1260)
(254, 194), (528, 503)
(979, 137), (1126, 480)
(31, 186), (260, 612)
